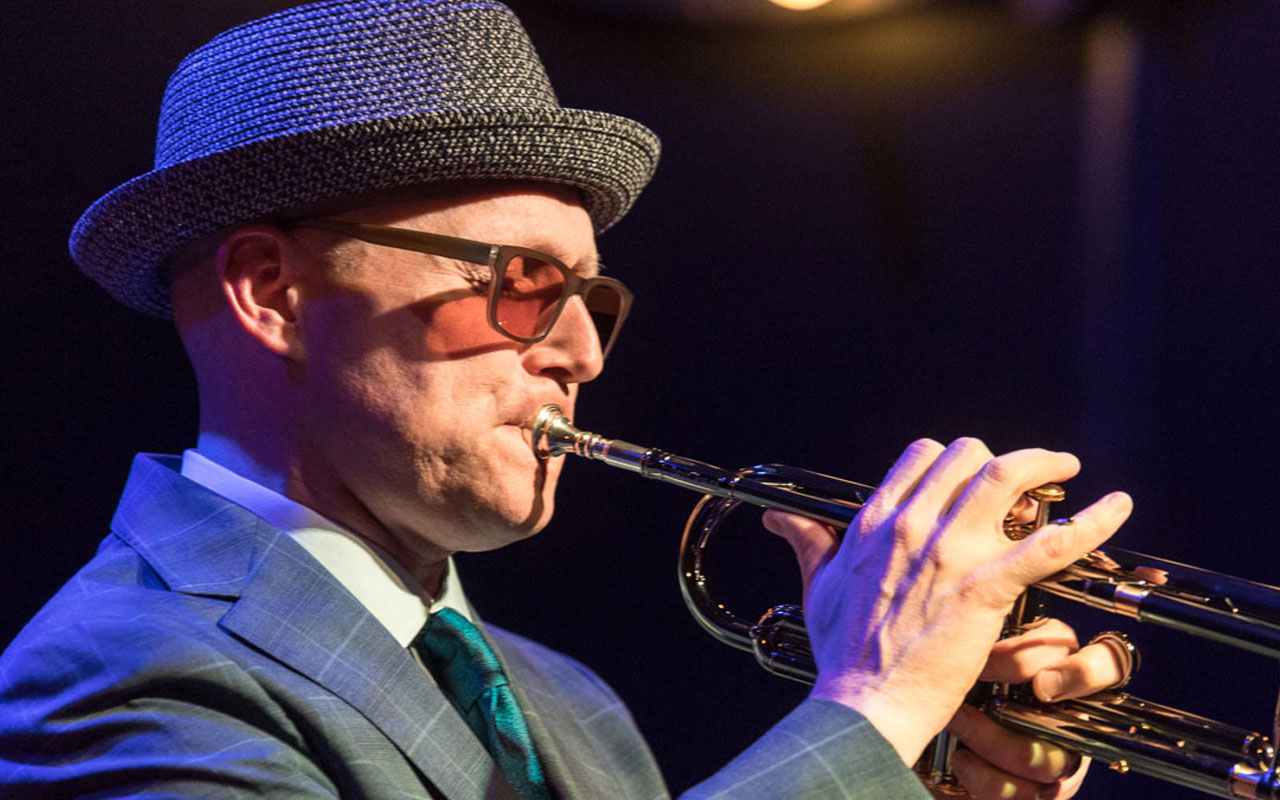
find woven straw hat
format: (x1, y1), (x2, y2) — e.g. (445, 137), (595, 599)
(69, 0), (661, 317)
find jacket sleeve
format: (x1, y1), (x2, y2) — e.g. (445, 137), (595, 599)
(680, 699), (932, 800)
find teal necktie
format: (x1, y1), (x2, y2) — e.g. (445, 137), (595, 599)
(412, 609), (553, 800)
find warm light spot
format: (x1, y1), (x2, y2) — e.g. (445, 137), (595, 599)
(1000, 781), (1017, 799)
(1028, 741), (1046, 767)
(766, 0), (834, 9)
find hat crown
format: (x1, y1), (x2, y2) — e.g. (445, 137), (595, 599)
(155, 0), (558, 169)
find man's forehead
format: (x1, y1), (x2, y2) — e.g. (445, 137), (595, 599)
(354, 181), (600, 268)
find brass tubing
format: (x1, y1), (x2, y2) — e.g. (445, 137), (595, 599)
(989, 696), (1256, 797)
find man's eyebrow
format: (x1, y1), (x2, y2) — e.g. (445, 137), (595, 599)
(565, 251), (601, 277)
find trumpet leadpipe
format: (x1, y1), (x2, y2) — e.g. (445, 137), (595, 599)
(533, 404), (866, 527)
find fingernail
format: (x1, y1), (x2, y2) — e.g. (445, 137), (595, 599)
(1038, 669), (1063, 702)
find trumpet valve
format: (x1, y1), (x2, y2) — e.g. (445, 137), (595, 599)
(1003, 483), (1065, 541)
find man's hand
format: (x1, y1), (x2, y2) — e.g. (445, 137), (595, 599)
(936, 619), (1132, 799)
(763, 437), (1133, 767)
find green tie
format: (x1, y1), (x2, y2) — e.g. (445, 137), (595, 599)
(412, 609), (553, 800)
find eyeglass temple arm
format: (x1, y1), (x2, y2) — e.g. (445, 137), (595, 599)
(282, 218), (496, 266)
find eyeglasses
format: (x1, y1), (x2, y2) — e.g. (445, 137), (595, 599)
(283, 218), (633, 358)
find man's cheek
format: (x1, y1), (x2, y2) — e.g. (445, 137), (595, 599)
(415, 295), (512, 356)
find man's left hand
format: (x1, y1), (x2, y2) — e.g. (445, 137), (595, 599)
(940, 618), (1131, 800)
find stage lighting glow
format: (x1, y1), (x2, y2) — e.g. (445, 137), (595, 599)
(767, 0), (834, 9)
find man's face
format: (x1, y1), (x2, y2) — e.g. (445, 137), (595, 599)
(288, 183), (603, 569)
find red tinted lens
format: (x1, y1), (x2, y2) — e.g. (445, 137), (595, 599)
(584, 283), (624, 348)
(494, 254), (567, 339)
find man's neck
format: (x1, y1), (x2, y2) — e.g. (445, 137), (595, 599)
(194, 431), (287, 494)
(191, 431), (450, 598)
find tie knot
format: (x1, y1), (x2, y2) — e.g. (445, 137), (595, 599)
(415, 608), (507, 710)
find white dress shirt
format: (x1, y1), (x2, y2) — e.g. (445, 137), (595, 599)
(180, 449), (473, 648)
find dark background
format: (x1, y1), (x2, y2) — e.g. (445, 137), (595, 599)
(3, 1), (1278, 797)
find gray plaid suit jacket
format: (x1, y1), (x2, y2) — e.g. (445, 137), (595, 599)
(0, 454), (927, 799)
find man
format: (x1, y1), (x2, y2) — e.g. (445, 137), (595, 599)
(0, 2), (1132, 798)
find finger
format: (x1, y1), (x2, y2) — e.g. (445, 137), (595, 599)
(949, 704), (1082, 784)
(1042, 756), (1091, 799)
(762, 510), (839, 590)
(902, 437), (994, 520)
(879, 438), (993, 550)
(1033, 640), (1129, 702)
(946, 449), (1082, 539)
(861, 438), (946, 515)
(979, 618), (1080, 683)
(996, 491), (1133, 597)
(955, 755), (1092, 800)
(1005, 492), (1038, 525)
(950, 747), (1056, 800)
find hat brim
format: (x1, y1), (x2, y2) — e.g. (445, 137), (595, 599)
(70, 107), (660, 317)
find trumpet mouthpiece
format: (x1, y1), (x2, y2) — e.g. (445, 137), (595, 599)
(531, 404), (580, 459)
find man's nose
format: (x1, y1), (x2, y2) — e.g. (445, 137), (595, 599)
(521, 295), (605, 384)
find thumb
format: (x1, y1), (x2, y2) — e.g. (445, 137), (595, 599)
(762, 510), (840, 591)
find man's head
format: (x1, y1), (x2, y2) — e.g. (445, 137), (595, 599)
(71, 0), (659, 585)
(174, 180), (604, 580)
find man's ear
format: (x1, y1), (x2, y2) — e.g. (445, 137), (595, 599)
(216, 225), (308, 360)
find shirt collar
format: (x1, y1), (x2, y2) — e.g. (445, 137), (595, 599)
(180, 449), (473, 646)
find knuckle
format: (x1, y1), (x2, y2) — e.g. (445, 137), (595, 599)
(889, 511), (915, 544)
(979, 454), (1023, 487)
(948, 436), (992, 460)
(890, 507), (931, 544)
(853, 503), (888, 537)
(1035, 524), (1073, 563)
(906, 437), (945, 460)
(951, 574), (989, 608)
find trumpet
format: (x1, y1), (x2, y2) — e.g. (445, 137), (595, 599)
(532, 405), (1280, 799)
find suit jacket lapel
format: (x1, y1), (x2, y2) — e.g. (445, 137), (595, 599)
(112, 454), (522, 800)
(221, 542), (527, 800)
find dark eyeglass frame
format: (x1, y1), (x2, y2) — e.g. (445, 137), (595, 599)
(282, 218), (633, 358)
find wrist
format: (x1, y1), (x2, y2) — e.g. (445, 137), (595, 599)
(810, 677), (943, 766)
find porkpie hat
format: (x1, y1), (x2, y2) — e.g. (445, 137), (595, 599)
(69, 0), (661, 317)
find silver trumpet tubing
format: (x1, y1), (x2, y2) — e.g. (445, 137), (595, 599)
(532, 405), (1280, 799)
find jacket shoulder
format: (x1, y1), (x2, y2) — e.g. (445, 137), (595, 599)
(0, 534), (338, 798)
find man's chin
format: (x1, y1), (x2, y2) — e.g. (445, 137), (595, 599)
(454, 488), (556, 552)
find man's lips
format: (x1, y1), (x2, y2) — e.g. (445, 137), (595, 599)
(507, 401), (571, 431)
(503, 400), (572, 460)
(516, 424), (536, 456)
